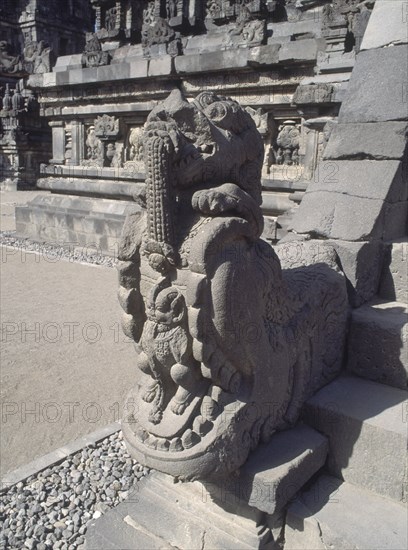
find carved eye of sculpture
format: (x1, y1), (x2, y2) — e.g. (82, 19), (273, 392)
(204, 102), (229, 124)
(195, 91), (217, 109)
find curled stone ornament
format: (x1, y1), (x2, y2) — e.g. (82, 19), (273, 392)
(118, 89), (348, 481)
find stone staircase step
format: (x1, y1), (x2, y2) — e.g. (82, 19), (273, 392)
(302, 375), (407, 503)
(86, 425), (328, 550)
(86, 471), (271, 550)
(284, 474), (408, 550)
(237, 424), (328, 516)
(379, 239), (408, 303)
(347, 299), (407, 389)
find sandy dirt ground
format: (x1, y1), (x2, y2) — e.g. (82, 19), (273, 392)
(0, 192), (136, 477)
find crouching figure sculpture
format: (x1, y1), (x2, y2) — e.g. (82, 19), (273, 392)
(118, 89), (348, 481)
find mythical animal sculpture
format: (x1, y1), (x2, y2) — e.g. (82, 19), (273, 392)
(118, 89), (347, 481)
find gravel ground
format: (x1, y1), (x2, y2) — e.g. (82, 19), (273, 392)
(0, 431), (148, 550)
(0, 232), (117, 268)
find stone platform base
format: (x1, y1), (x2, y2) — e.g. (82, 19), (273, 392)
(85, 425), (328, 550)
(86, 471), (274, 550)
(15, 194), (140, 255)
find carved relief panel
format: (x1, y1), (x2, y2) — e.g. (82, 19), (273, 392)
(81, 115), (124, 168)
(275, 120), (301, 166)
(124, 126), (145, 172)
(247, 109), (303, 180)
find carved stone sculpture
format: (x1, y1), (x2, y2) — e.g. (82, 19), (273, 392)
(82, 126), (104, 167)
(276, 120), (301, 165)
(226, 6), (266, 47)
(1, 84), (13, 111)
(124, 127), (145, 171)
(94, 114), (120, 139)
(82, 33), (110, 68)
(24, 41), (53, 74)
(142, 13), (180, 57)
(118, 89), (348, 481)
(0, 41), (23, 75)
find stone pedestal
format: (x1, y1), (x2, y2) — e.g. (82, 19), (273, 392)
(86, 425), (328, 550)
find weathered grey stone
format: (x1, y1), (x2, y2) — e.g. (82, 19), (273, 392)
(285, 475), (408, 550)
(278, 39), (320, 63)
(347, 300), (408, 389)
(15, 195), (135, 255)
(148, 56), (173, 77)
(382, 201), (408, 241)
(323, 122), (408, 161)
(290, 191), (385, 241)
(86, 472), (273, 550)
(306, 160), (407, 203)
(97, 63), (130, 81)
(292, 83), (334, 104)
(120, 89), (348, 482)
(261, 192), (293, 215)
(247, 44), (281, 67)
(339, 46), (408, 123)
(111, 45), (143, 64)
(379, 240), (408, 303)
(237, 425), (327, 515)
(128, 59), (149, 78)
(53, 54), (83, 72)
(361, 0), (408, 51)
(87, 425), (327, 549)
(38, 177), (136, 200)
(268, 20), (321, 40)
(302, 375), (408, 501)
(325, 239), (383, 307)
(290, 160), (407, 240)
(175, 49), (249, 74)
(184, 34), (225, 54)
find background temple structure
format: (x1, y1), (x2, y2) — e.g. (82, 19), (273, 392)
(0, 1), (406, 549)
(4, 0), (376, 247)
(0, 0), (93, 189)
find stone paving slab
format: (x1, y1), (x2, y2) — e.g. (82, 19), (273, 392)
(285, 474), (408, 550)
(302, 375), (407, 502)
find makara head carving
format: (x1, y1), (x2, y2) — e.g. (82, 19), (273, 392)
(118, 89), (347, 481)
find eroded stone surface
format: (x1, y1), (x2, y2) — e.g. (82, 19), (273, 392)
(86, 425), (327, 549)
(326, 239), (383, 307)
(379, 240), (408, 303)
(347, 300), (408, 389)
(285, 475), (408, 550)
(323, 122), (408, 161)
(339, 46), (408, 123)
(290, 160), (407, 241)
(119, 89), (348, 481)
(303, 375), (408, 501)
(361, 0), (408, 51)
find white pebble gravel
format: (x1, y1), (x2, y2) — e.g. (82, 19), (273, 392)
(0, 232), (117, 268)
(0, 431), (149, 549)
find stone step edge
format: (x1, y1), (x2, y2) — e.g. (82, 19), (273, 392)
(284, 474), (408, 550)
(0, 422), (120, 491)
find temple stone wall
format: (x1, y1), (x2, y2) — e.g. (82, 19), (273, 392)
(0, 0), (94, 190)
(16, 0), (374, 248)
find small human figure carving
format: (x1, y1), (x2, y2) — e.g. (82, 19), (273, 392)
(137, 281), (200, 424)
